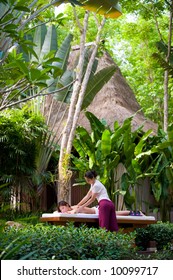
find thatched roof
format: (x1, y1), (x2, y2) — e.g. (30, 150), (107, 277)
(43, 49), (158, 138)
(77, 51), (157, 133)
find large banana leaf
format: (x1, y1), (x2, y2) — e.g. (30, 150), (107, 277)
(73, 126), (95, 163)
(55, 0), (122, 18)
(106, 152), (120, 170)
(39, 25), (57, 62)
(82, 65), (116, 110)
(54, 70), (73, 102)
(81, 48), (99, 82)
(53, 33), (73, 72)
(101, 129), (111, 158)
(85, 111), (106, 142)
(134, 129), (153, 156)
(79, 0), (122, 18)
(111, 116), (133, 150)
(32, 24), (47, 62)
(72, 156), (89, 171)
(48, 33), (73, 93)
(151, 181), (162, 202)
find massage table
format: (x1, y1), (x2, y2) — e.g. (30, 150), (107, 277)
(40, 213), (156, 233)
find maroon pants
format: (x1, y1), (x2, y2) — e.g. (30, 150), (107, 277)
(98, 199), (118, 232)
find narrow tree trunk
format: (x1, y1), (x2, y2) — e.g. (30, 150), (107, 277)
(164, 70), (169, 131)
(164, 1), (173, 132)
(58, 11), (89, 203)
(58, 14), (106, 203)
(66, 17), (106, 154)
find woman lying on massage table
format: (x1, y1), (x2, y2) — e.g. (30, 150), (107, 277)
(55, 200), (98, 214)
(55, 201), (144, 216)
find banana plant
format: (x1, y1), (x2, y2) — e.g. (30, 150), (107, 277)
(0, 0), (83, 111)
(72, 110), (173, 214)
(72, 111), (121, 201)
(0, 0), (80, 62)
(134, 127), (173, 221)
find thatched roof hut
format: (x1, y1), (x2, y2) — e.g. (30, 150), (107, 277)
(43, 49), (157, 137)
(77, 51), (157, 133)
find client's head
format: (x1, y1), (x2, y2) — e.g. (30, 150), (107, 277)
(58, 200), (71, 213)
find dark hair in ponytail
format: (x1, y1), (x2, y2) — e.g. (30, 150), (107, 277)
(85, 170), (97, 179)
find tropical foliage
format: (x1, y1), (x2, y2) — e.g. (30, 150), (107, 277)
(72, 112), (173, 220)
(0, 107), (59, 211)
(0, 0), (120, 207)
(1, 0), (173, 222)
(0, 0), (87, 111)
(59, 1), (173, 129)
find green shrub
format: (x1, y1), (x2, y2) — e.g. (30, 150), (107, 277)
(1, 222), (173, 260)
(148, 249), (173, 260)
(0, 210), (41, 223)
(135, 222), (173, 250)
(0, 223), (137, 260)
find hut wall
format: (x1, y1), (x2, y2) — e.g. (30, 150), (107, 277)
(71, 185), (89, 206)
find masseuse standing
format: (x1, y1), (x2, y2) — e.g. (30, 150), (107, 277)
(77, 170), (118, 232)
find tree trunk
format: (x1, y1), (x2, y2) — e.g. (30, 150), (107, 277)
(164, 70), (169, 132)
(66, 17), (106, 154)
(164, 1), (173, 132)
(58, 13), (106, 203)
(58, 11), (89, 203)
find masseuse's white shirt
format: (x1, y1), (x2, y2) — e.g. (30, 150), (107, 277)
(90, 179), (110, 202)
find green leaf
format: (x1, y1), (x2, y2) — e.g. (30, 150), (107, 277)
(74, 126), (95, 162)
(114, 120), (120, 131)
(54, 33), (73, 71)
(121, 173), (129, 191)
(0, 13), (14, 24)
(124, 188), (136, 209)
(4, 23), (17, 30)
(85, 111), (106, 142)
(39, 25), (57, 62)
(111, 116), (133, 149)
(0, 182), (10, 189)
(72, 156), (89, 172)
(15, 60), (28, 74)
(132, 158), (141, 174)
(82, 65), (116, 110)
(106, 153), (120, 170)
(134, 129), (153, 156)
(32, 23), (47, 61)
(151, 181), (162, 202)
(54, 70), (73, 102)
(29, 69), (42, 81)
(47, 34), (73, 93)
(73, 139), (85, 158)
(101, 129), (111, 158)
(14, 5), (30, 12)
